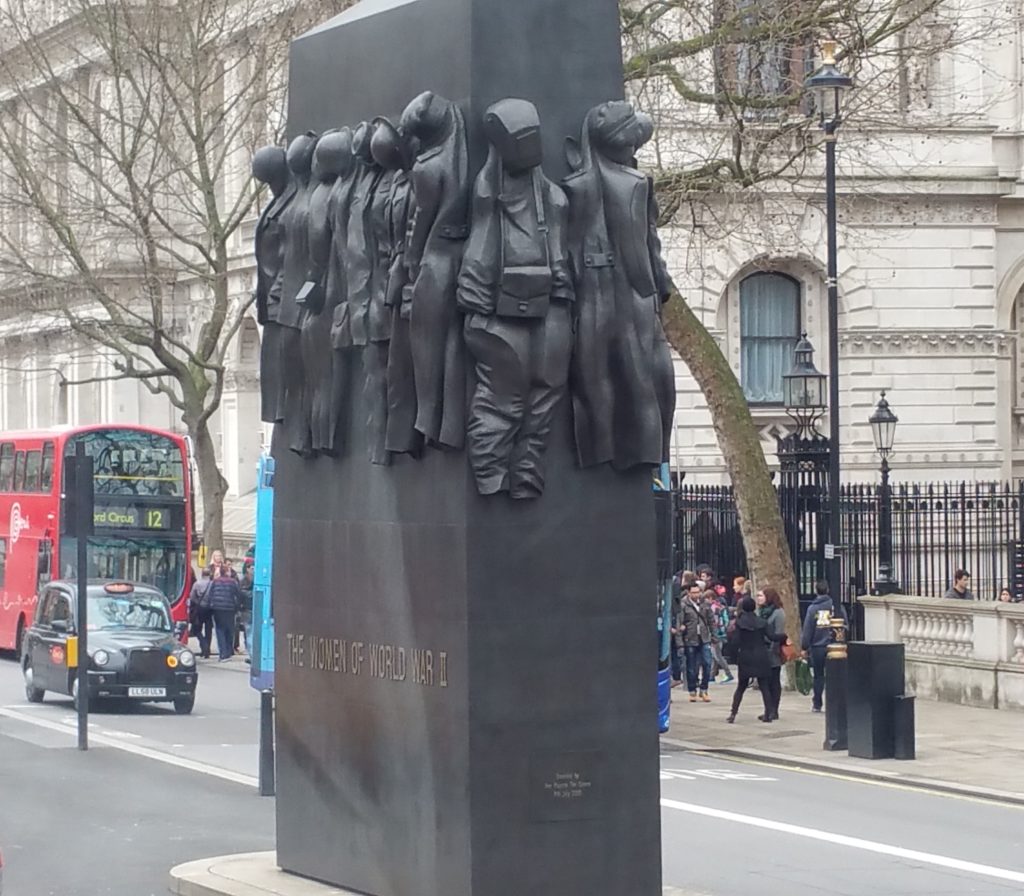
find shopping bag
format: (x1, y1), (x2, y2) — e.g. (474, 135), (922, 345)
(795, 658), (813, 695)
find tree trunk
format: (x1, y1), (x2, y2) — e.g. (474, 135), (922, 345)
(662, 294), (802, 651)
(188, 416), (228, 556)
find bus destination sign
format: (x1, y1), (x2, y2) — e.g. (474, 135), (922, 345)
(93, 505), (171, 530)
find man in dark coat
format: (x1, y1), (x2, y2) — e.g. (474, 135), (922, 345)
(206, 565), (241, 662)
(679, 582), (716, 702)
(800, 579), (848, 712)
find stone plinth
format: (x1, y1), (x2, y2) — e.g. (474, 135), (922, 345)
(273, 2), (662, 895)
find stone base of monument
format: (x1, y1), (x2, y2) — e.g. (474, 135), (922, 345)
(168, 853), (698, 896)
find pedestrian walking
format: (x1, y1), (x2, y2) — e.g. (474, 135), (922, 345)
(725, 596), (789, 723)
(800, 579), (848, 713)
(708, 590), (734, 683)
(756, 586), (786, 721)
(187, 568), (214, 659)
(681, 581), (715, 702)
(207, 563), (242, 661)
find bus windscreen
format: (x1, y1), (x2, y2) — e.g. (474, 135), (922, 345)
(60, 535), (188, 604)
(67, 429), (185, 497)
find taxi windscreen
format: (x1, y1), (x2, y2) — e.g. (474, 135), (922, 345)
(88, 594), (172, 632)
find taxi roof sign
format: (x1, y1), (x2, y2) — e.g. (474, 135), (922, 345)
(103, 582), (135, 594)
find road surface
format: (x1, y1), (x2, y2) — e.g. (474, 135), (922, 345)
(0, 654), (1021, 895)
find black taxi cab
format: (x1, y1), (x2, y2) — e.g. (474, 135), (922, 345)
(21, 580), (198, 714)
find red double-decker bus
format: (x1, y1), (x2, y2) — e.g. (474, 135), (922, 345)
(0, 425), (193, 656)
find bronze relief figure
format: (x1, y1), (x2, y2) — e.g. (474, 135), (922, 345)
(400, 91), (470, 450)
(278, 131), (320, 457)
(371, 118), (422, 458)
(303, 128), (353, 456)
(562, 101), (675, 471)
(252, 145), (295, 426)
(457, 99), (573, 498)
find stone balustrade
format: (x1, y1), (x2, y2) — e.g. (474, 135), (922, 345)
(860, 595), (1024, 711)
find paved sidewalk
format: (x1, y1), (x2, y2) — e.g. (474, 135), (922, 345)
(664, 682), (1024, 804)
(170, 853), (708, 895)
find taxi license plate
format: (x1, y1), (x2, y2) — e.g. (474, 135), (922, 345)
(128, 687), (166, 698)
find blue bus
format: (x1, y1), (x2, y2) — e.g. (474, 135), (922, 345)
(250, 454), (275, 692)
(654, 463), (673, 733)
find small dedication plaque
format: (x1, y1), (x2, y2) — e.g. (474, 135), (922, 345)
(529, 751), (604, 822)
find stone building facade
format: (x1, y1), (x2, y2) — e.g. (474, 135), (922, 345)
(1, 0), (1022, 557)
(657, 5), (1024, 486)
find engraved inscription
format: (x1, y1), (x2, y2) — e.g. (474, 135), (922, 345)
(284, 632), (448, 689)
(529, 751), (604, 822)
(544, 771), (593, 801)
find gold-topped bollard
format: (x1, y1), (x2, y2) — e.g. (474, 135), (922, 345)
(824, 613), (848, 751)
(827, 615), (848, 659)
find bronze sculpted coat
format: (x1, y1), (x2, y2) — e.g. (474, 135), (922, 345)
(400, 92), (470, 450)
(562, 102), (675, 471)
(252, 146), (295, 425)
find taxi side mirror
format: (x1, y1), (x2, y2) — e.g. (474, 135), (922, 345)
(51, 619), (69, 634)
(174, 621), (188, 639)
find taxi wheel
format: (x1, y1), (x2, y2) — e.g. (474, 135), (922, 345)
(23, 660), (44, 703)
(173, 694), (195, 715)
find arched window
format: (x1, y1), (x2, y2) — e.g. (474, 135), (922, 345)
(740, 272), (800, 404)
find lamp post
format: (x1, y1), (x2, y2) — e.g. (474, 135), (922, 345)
(805, 41), (854, 610)
(782, 334), (827, 437)
(779, 335), (829, 599)
(869, 391), (899, 595)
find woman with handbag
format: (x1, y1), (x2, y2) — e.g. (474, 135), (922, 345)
(757, 587), (787, 722)
(726, 596), (789, 723)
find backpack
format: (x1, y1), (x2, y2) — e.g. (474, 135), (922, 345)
(194, 579), (212, 610)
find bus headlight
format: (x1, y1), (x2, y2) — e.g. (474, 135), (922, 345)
(93, 649), (110, 667)
(177, 650), (195, 668)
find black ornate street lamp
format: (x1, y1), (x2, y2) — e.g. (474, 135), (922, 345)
(783, 334), (827, 437)
(869, 391), (899, 595)
(805, 41), (854, 608)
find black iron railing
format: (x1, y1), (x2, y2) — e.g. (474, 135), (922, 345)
(674, 479), (1024, 605)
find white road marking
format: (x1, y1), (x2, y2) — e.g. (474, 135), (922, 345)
(660, 767), (777, 782)
(661, 798), (1024, 885)
(0, 707), (258, 788)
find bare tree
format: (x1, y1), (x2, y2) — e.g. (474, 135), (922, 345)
(0, 0), (348, 549)
(622, 0), (1007, 641)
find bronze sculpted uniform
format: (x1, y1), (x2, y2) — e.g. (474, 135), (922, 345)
(252, 146), (295, 425)
(278, 132), (320, 457)
(562, 102), (676, 471)
(400, 91), (470, 450)
(303, 129), (353, 455)
(457, 99), (573, 498)
(365, 124), (397, 465)
(371, 118), (422, 458)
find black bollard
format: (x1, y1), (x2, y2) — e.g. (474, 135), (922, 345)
(823, 617), (848, 751)
(258, 690), (275, 797)
(893, 694), (916, 760)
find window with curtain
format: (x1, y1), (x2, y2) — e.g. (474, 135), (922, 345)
(740, 272), (800, 404)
